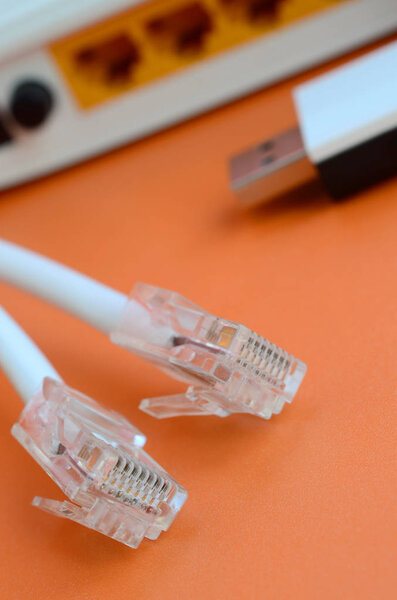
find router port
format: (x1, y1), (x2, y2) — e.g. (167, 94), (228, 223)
(221, 0), (285, 22)
(74, 33), (140, 84)
(146, 3), (213, 54)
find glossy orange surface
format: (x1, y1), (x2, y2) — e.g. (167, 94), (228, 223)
(0, 36), (396, 600)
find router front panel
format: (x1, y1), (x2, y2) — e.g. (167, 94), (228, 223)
(0, 0), (396, 189)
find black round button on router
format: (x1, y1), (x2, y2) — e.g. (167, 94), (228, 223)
(10, 80), (54, 129)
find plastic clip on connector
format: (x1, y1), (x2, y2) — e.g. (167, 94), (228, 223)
(111, 283), (307, 419)
(0, 305), (186, 548)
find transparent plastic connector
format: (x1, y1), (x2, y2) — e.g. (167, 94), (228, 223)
(12, 378), (187, 548)
(111, 283), (307, 419)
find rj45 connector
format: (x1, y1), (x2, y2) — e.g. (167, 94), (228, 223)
(12, 378), (187, 548)
(111, 283), (307, 419)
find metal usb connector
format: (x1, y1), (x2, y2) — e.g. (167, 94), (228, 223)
(230, 127), (315, 205)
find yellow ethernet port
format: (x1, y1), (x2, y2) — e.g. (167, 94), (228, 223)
(51, 0), (344, 110)
(146, 3), (213, 54)
(220, 0), (285, 22)
(74, 33), (141, 84)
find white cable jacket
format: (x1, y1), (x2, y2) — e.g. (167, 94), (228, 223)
(0, 239), (128, 334)
(0, 305), (61, 403)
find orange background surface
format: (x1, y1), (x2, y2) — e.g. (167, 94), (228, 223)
(0, 36), (396, 600)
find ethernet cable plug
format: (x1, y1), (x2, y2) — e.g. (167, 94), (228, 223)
(0, 239), (306, 420)
(0, 307), (186, 549)
(230, 40), (397, 203)
(110, 283), (307, 419)
(13, 379), (186, 548)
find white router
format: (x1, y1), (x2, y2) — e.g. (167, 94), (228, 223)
(0, 0), (396, 189)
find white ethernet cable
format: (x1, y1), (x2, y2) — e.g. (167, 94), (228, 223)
(0, 239), (307, 419)
(0, 305), (186, 548)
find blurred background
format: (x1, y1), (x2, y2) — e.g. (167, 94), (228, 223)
(0, 1), (396, 599)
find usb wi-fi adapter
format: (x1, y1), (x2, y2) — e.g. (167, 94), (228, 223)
(230, 40), (397, 203)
